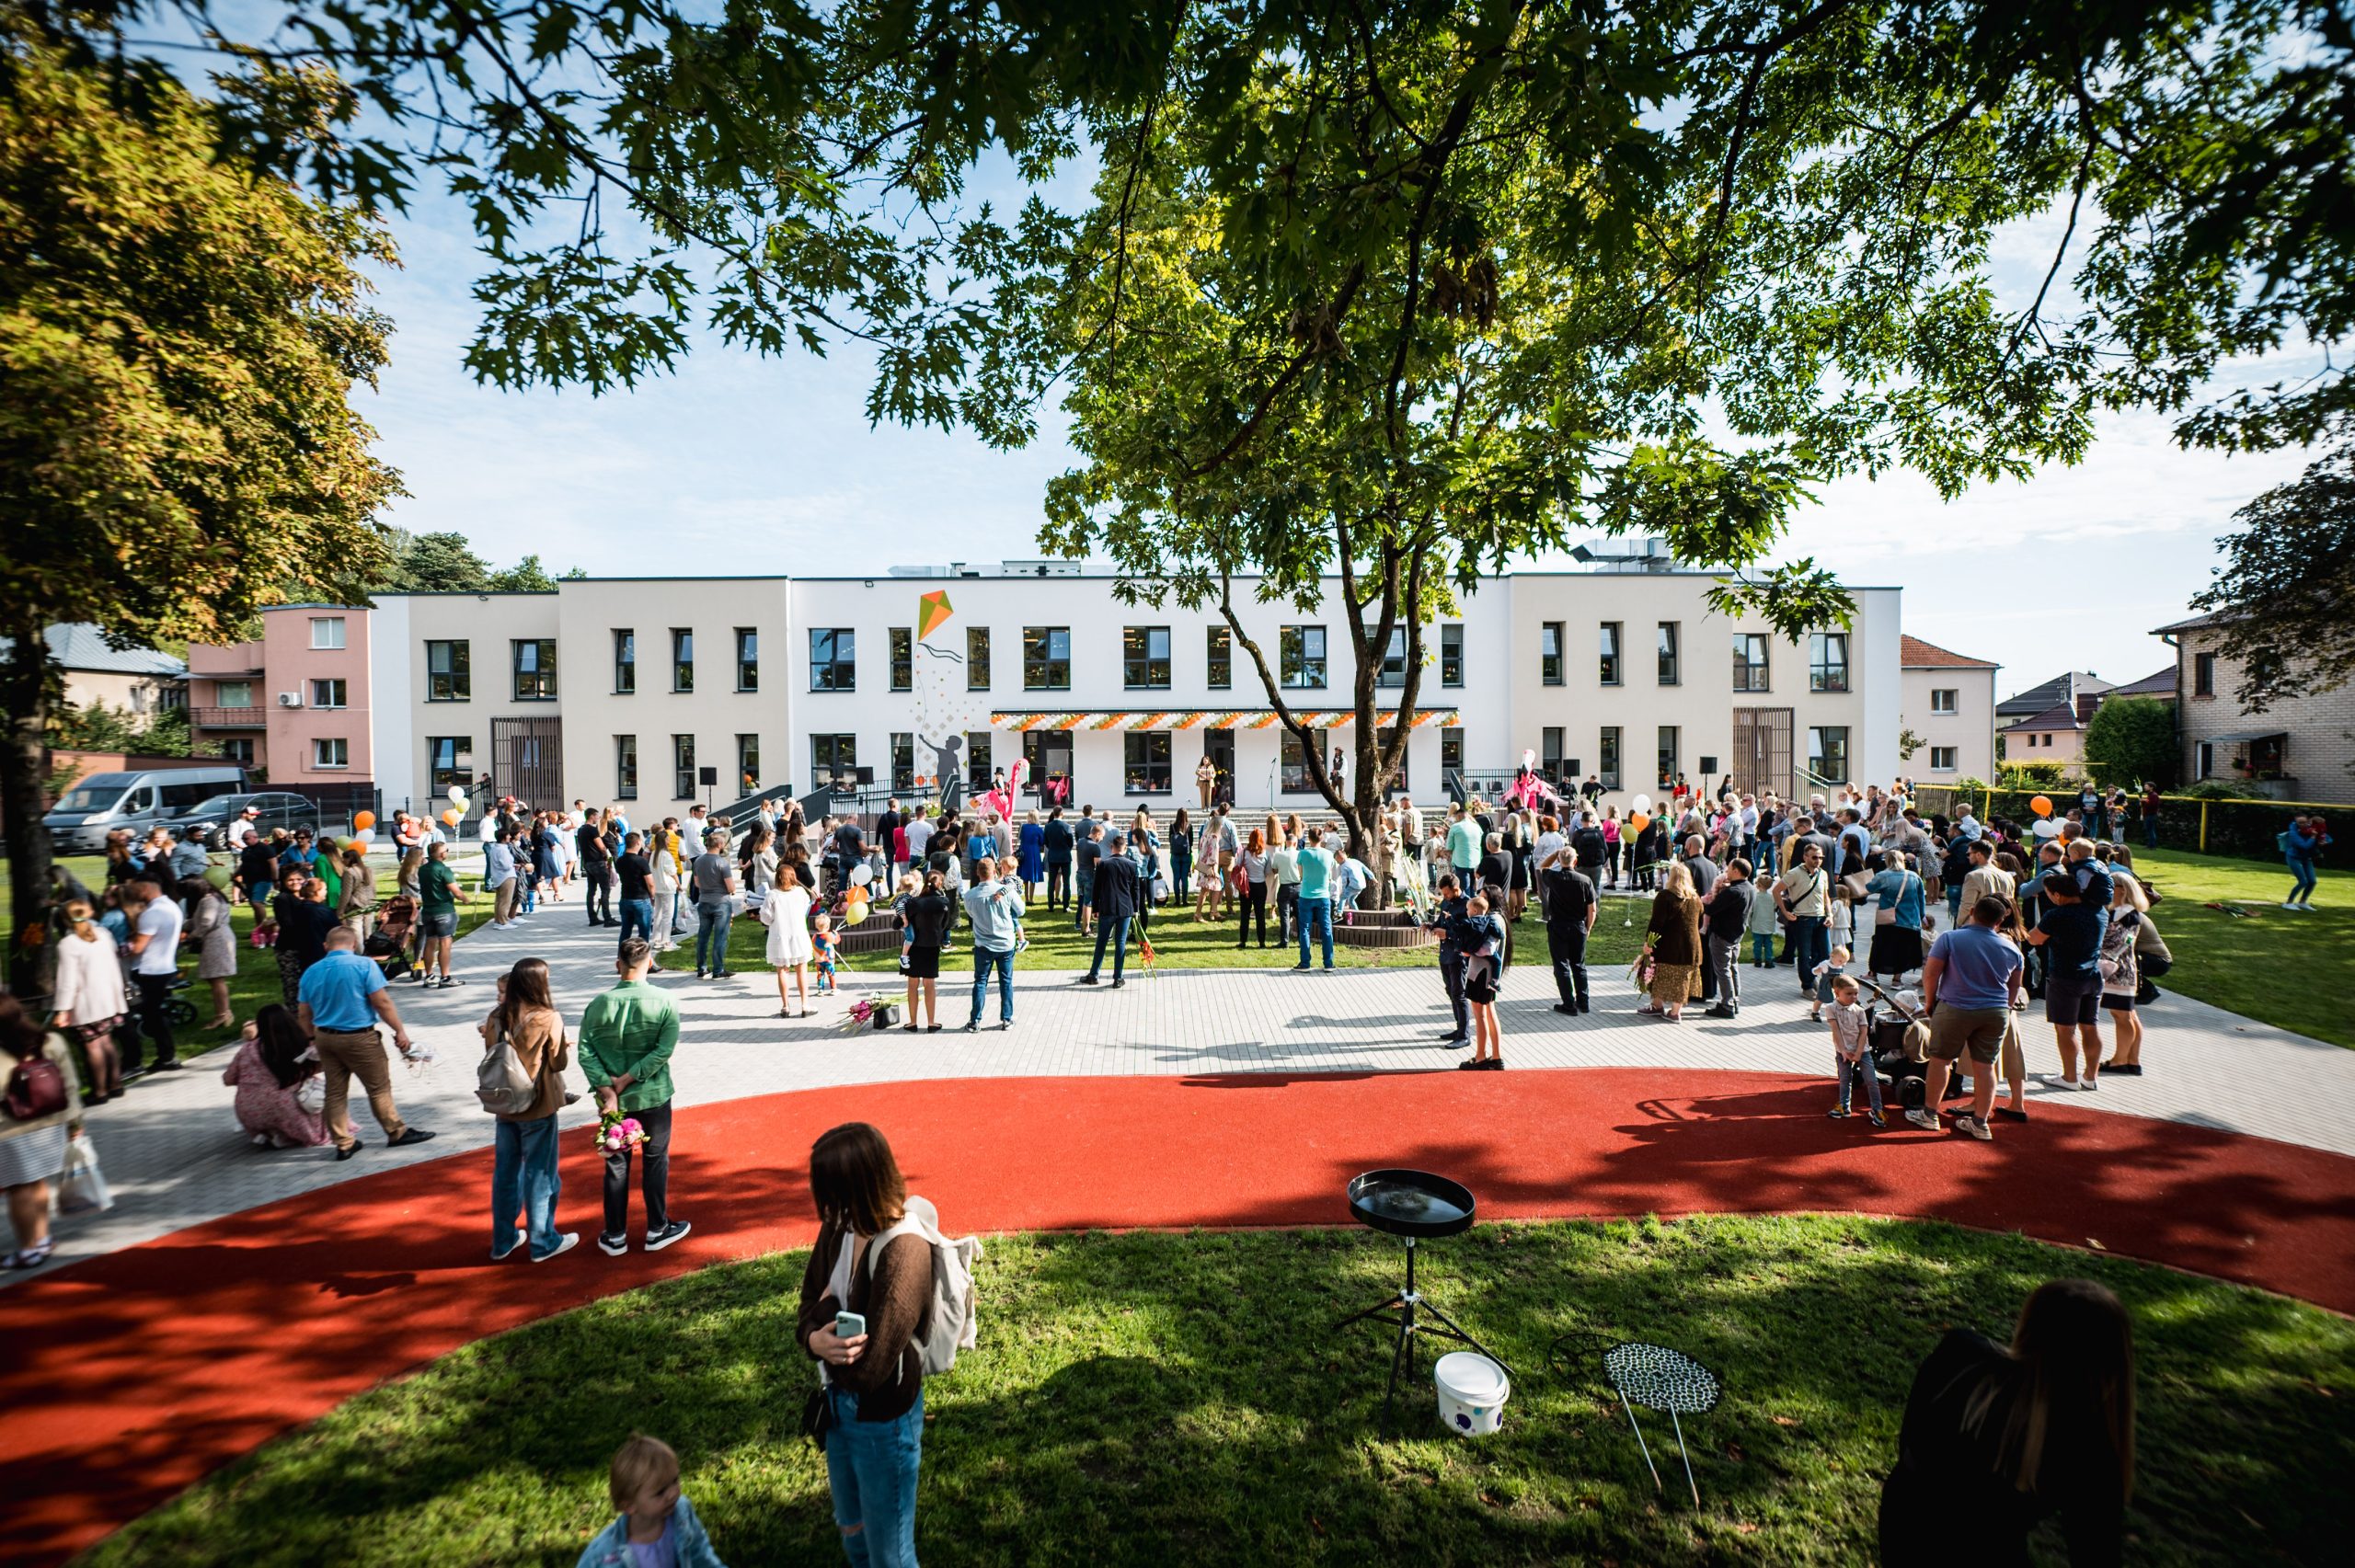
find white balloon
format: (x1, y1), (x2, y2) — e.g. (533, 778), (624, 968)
(1631, 793), (1652, 814)
(849, 863), (874, 886)
(353, 827), (376, 846)
(446, 784), (465, 804)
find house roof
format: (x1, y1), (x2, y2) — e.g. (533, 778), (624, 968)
(2108, 667), (2178, 698)
(1998, 670), (2111, 715)
(2152, 610), (2226, 635)
(0, 624), (186, 678)
(1998, 703), (2086, 734)
(1901, 635), (1997, 670)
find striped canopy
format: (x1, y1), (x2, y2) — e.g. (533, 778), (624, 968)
(990, 709), (1457, 733)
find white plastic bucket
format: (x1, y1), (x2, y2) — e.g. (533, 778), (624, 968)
(1434, 1351), (1511, 1436)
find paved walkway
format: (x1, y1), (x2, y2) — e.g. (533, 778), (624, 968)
(26, 899), (2355, 1276)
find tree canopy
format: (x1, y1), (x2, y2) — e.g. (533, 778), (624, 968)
(2082, 696), (2178, 788)
(372, 530), (584, 593)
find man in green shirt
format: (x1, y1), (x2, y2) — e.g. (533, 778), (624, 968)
(416, 841), (468, 988)
(1447, 804), (1483, 877)
(579, 938), (692, 1255)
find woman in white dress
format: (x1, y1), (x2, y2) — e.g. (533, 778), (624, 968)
(764, 878), (815, 1018)
(649, 828), (681, 951)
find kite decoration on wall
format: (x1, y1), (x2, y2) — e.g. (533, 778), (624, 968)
(911, 588), (982, 808)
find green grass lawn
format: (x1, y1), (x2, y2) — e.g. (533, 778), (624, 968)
(86, 1216), (2350, 1566)
(4, 853), (497, 1059)
(2126, 845), (2349, 1047)
(659, 886), (1657, 978)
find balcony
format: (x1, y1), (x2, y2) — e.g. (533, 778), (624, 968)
(192, 706), (267, 727)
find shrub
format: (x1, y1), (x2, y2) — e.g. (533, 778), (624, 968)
(2083, 697), (2177, 788)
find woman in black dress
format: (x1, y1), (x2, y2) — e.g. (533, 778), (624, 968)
(897, 871), (953, 1032)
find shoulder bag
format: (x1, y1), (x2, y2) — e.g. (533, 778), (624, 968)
(5, 1038), (71, 1122)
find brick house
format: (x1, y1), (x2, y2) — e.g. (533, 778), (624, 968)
(2157, 612), (2355, 804)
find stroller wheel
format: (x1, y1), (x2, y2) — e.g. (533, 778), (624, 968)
(166, 999), (199, 1027)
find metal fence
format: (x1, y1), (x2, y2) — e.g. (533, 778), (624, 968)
(1913, 783), (2329, 860)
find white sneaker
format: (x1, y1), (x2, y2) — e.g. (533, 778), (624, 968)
(2282, 901), (2303, 910)
(1905, 1107), (1941, 1131)
(2042, 1074), (2082, 1092)
(2079, 1076), (2098, 1092)
(533, 1232), (580, 1262)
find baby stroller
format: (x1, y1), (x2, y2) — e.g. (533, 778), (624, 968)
(367, 894), (419, 980)
(1855, 979), (1948, 1111)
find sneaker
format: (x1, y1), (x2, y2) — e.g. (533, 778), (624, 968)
(387, 1128), (438, 1148)
(1075, 975), (1098, 985)
(491, 1239), (523, 1261)
(1110, 979), (1125, 990)
(2042, 1074), (2084, 1092)
(1552, 1003), (1578, 1014)
(2078, 1076), (2098, 1092)
(645, 1220), (693, 1252)
(1867, 1110), (1887, 1128)
(1442, 1036), (1471, 1048)
(960, 1020), (980, 1033)
(994, 1019), (1014, 1031)
(1905, 1107), (1941, 1131)
(153, 1059), (184, 1071)
(597, 1232), (629, 1256)
(1704, 1003), (1738, 1019)
(2282, 900), (2303, 910)
(1827, 1106), (1850, 1119)
(532, 1233), (580, 1263)
(1956, 1114), (1994, 1142)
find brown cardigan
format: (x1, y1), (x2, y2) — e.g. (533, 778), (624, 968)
(1646, 890), (1703, 967)
(797, 1220), (934, 1422)
(485, 1005), (569, 1122)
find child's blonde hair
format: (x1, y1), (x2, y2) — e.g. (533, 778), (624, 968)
(812, 910), (832, 931)
(1829, 944), (1852, 966)
(608, 1433), (678, 1509)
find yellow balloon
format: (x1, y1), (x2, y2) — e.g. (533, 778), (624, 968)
(843, 903), (868, 926)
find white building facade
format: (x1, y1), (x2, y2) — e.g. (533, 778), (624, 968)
(359, 563), (1908, 817)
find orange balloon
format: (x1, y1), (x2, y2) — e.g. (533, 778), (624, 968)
(1629, 811), (1650, 832)
(2029, 795), (2052, 817)
(353, 810), (375, 830)
(441, 807), (461, 826)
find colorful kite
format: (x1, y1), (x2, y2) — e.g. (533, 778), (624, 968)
(917, 589), (954, 641)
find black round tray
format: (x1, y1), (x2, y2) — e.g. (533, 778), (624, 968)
(1348, 1168), (1476, 1238)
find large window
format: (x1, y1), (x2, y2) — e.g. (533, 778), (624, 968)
(1125, 730), (1173, 794)
(1123, 625), (1172, 689)
(512, 638), (557, 700)
(1930, 687), (1958, 714)
(672, 628), (695, 692)
(672, 735), (696, 799)
(310, 616), (344, 650)
(615, 735), (638, 799)
(1809, 632), (1850, 693)
(1657, 622), (1681, 685)
(1657, 725), (1680, 786)
(215, 681), (253, 709)
(966, 731), (993, 793)
(1929, 746), (1959, 773)
(890, 732), (915, 793)
(427, 640), (470, 701)
(429, 736), (472, 792)
(736, 628), (759, 692)
(1441, 727), (1465, 777)
(612, 630), (635, 694)
(1024, 626), (1071, 690)
(809, 628), (856, 691)
(2194, 651), (2215, 696)
(1542, 726), (1564, 780)
(220, 737), (255, 765)
(1207, 625), (1231, 689)
(1599, 622), (1622, 686)
(1378, 627), (1407, 688)
(967, 627), (991, 691)
(1540, 622), (1564, 685)
(736, 733), (760, 792)
(810, 733), (857, 788)
(1280, 730), (1315, 793)
(1280, 625), (1327, 688)
(1441, 623), (1464, 688)
(309, 678), (346, 709)
(1733, 633), (1770, 692)
(890, 627), (913, 692)
(1599, 726), (1623, 789)
(312, 737), (349, 770)
(1809, 725), (1851, 784)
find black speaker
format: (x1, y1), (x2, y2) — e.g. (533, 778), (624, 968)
(698, 766), (718, 786)
(1699, 755), (1718, 774)
(1565, 758), (1580, 777)
(856, 765), (875, 784)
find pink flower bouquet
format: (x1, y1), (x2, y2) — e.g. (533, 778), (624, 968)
(595, 1108), (648, 1152)
(837, 997), (878, 1035)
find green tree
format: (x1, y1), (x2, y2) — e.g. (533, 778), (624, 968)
(488, 555), (560, 593)
(378, 530), (492, 592)
(2082, 697), (2178, 789)
(0, 35), (398, 956)
(2188, 444), (2355, 712)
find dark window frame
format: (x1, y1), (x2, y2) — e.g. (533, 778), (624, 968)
(967, 626), (992, 692)
(1023, 626), (1072, 691)
(1280, 624), (1327, 689)
(890, 627), (913, 692)
(1732, 633), (1770, 692)
(1599, 622), (1622, 687)
(1123, 625), (1173, 690)
(672, 627), (695, 693)
(511, 638), (557, 701)
(1657, 621), (1680, 686)
(1207, 625), (1232, 690)
(1809, 631), (1850, 693)
(736, 627), (759, 692)
(809, 627), (856, 692)
(612, 630), (636, 694)
(426, 639), (471, 702)
(1124, 730), (1174, 795)
(1441, 623), (1464, 688)
(615, 734), (638, 800)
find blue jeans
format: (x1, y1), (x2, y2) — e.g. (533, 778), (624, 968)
(1835, 1052), (1885, 1116)
(1791, 914), (1830, 998)
(1295, 896), (1334, 967)
(827, 1387), (923, 1567)
(491, 1114), (561, 1259)
(2289, 857), (2318, 901)
(2143, 812), (2159, 848)
(695, 900), (733, 973)
(1946, 886), (1964, 924)
(1086, 915), (1130, 981)
(970, 945), (1015, 1024)
(1750, 932), (1776, 965)
(617, 897), (654, 948)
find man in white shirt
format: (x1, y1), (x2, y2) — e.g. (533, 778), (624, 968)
(125, 872), (185, 1075)
(904, 806), (936, 864)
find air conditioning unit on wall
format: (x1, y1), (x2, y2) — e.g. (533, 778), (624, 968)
(276, 692), (303, 707)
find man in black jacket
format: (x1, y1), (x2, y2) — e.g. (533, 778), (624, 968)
(1426, 873), (1472, 1046)
(577, 808), (617, 926)
(1041, 808), (1074, 909)
(1537, 849), (1597, 1013)
(1077, 833), (1141, 987)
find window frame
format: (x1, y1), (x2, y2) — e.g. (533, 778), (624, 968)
(1279, 730), (1315, 794)
(1539, 621), (1564, 686)
(1541, 726), (1564, 779)
(308, 677), (347, 710)
(1207, 624), (1232, 690)
(810, 733), (858, 789)
(428, 735), (473, 792)
(1124, 730), (1174, 795)
(967, 626), (992, 692)
(1440, 623), (1464, 688)
(672, 627), (695, 693)
(215, 681), (254, 709)
(735, 732), (760, 793)
(1657, 724), (1679, 786)
(1123, 624), (1173, 690)
(1598, 725), (1623, 789)
(612, 630), (636, 695)
(965, 731), (993, 793)
(735, 627), (758, 692)
(2193, 651), (2215, 697)
(808, 627), (856, 692)
(1279, 624), (1327, 689)
(1732, 633), (1770, 692)
(1929, 746), (1959, 773)
(426, 639), (471, 702)
(309, 616), (345, 650)
(1023, 626), (1072, 691)
(890, 627), (913, 692)
(1930, 687), (1958, 714)
(1657, 621), (1681, 686)
(1377, 627), (1407, 689)
(1809, 725), (1852, 785)
(1599, 622), (1623, 687)
(890, 732), (916, 793)
(615, 734), (638, 800)
(1809, 631), (1850, 693)
(511, 638), (557, 702)
(672, 734), (696, 800)
(1441, 727), (1465, 779)
(311, 737), (350, 770)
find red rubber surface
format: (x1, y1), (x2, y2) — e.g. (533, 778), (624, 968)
(6, 1067), (2353, 1564)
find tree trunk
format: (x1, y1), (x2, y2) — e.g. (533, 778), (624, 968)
(2, 624), (57, 992)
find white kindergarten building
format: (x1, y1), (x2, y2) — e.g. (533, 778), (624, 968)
(323, 557), (1905, 818)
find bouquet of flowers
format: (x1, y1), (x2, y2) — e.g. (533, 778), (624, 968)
(596, 1107), (648, 1153)
(1627, 936), (1658, 990)
(838, 997), (878, 1033)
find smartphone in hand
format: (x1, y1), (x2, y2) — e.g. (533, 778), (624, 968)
(835, 1310), (867, 1339)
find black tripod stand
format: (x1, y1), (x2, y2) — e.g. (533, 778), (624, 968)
(1337, 1233), (1510, 1426)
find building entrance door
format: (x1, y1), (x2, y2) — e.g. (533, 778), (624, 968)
(492, 716), (565, 809)
(1202, 727), (1236, 805)
(1022, 731), (1074, 807)
(1730, 708), (1793, 799)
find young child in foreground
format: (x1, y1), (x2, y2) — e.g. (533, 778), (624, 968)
(811, 913), (840, 994)
(576, 1434), (728, 1568)
(1807, 943), (1852, 1023)
(1824, 973), (1885, 1127)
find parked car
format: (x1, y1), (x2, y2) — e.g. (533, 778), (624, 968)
(176, 791), (320, 850)
(43, 765), (248, 853)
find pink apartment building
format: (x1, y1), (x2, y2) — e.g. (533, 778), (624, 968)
(190, 606), (376, 786)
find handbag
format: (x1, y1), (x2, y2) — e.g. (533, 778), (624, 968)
(58, 1135), (113, 1213)
(4, 1044), (69, 1121)
(295, 1072), (327, 1116)
(800, 1384), (835, 1451)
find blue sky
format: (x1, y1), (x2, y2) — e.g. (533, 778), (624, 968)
(355, 159), (2318, 705)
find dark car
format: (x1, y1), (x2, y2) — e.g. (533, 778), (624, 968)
(177, 791), (319, 850)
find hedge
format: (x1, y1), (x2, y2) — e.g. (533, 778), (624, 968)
(1911, 784), (2330, 861)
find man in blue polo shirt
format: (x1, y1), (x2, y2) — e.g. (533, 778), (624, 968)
(1292, 826), (1337, 971)
(1913, 894), (2026, 1140)
(297, 926), (436, 1162)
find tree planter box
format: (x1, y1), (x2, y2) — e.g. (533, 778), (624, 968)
(837, 921), (900, 956)
(1335, 914), (1437, 949)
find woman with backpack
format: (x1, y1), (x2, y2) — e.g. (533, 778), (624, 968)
(484, 957), (577, 1263)
(798, 1122), (936, 1567)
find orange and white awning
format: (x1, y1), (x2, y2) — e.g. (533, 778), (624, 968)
(991, 709), (1457, 733)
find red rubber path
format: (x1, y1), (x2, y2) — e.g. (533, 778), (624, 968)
(6, 1067), (2355, 1564)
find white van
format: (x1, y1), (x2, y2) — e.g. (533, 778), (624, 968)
(44, 765), (249, 853)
